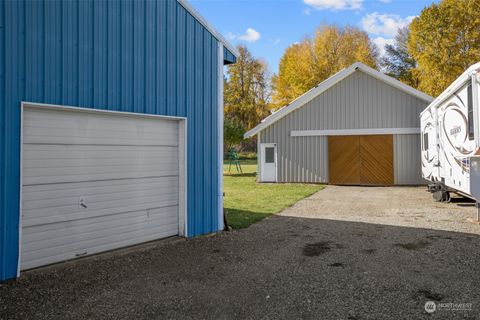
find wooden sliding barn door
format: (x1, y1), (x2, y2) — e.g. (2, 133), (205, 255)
(328, 136), (361, 185)
(328, 135), (393, 185)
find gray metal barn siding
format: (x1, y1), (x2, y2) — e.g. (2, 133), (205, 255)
(0, 0), (236, 281)
(394, 134), (424, 185)
(259, 70), (427, 184)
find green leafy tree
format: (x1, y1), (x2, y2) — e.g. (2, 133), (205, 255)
(224, 117), (245, 151)
(408, 0), (480, 96)
(381, 27), (419, 88)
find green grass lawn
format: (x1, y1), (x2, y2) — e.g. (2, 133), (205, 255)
(223, 159), (324, 229)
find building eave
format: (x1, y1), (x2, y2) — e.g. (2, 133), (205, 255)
(177, 0), (239, 58)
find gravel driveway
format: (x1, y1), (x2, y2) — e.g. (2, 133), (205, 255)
(1, 186), (479, 319)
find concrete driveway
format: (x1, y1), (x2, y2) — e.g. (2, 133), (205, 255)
(1, 186), (480, 320)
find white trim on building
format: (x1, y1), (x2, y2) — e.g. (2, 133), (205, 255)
(291, 128), (421, 137)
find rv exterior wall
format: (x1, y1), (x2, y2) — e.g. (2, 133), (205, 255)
(258, 70), (427, 184)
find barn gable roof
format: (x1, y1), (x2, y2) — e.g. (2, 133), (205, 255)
(245, 62), (433, 138)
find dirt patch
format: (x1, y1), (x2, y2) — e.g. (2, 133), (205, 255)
(394, 240), (431, 251)
(426, 235), (453, 241)
(302, 242), (331, 257)
(414, 289), (444, 302)
(363, 249), (376, 254)
(328, 262), (344, 268)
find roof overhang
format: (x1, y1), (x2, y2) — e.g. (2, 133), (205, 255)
(245, 62), (434, 138)
(420, 62), (480, 116)
(177, 0), (239, 58)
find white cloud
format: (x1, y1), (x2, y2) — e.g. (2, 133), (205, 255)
(303, 0), (363, 11)
(238, 28), (261, 42)
(269, 38), (281, 45)
(361, 12), (415, 37)
(372, 36), (394, 57)
(302, 7), (312, 15)
(226, 28), (261, 43)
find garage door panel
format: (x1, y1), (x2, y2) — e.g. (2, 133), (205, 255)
(23, 144), (178, 160)
(22, 209), (179, 253)
(23, 152), (178, 168)
(22, 176), (178, 201)
(22, 182), (178, 211)
(21, 106), (183, 270)
(21, 223), (179, 270)
(23, 144), (178, 186)
(22, 206), (178, 243)
(24, 108), (179, 146)
(23, 165), (178, 186)
(24, 110), (178, 134)
(23, 193), (179, 227)
(24, 126), (179, 145)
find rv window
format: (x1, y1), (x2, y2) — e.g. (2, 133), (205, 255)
(423, 132), (428, 151)
(468, 82), (474, 140)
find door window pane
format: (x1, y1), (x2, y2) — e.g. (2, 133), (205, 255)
(265, 147), (275, 163)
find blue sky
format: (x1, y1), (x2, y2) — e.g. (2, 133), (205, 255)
(189, 0), (438, 74)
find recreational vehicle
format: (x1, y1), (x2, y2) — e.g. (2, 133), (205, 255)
(421, 62), (480, 208)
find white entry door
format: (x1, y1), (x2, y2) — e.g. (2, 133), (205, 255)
(261, 143), (277, 182)
(20, 103), (186, 270)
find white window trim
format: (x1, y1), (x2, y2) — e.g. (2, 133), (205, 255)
(291, 127), (420, 137)
(18, 101), (188, 273)
(260, 143), (278, 182)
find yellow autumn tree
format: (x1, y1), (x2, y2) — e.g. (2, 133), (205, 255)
(224, 46), (271, 131)
(272, 25), (378, 107)
(271, 39), (317, 107)
(408, 0), (480, 97)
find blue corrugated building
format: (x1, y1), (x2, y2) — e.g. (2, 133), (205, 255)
(0, 0), (237, 281)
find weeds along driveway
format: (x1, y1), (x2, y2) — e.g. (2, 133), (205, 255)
(1, 187), (480, 319)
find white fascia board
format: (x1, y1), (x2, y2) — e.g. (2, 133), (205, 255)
(420, 62), (480, 117)
(356, 63), (434, 102)
(291, 127), (421, 137)
(245, 62), (433, 138)
(177, 0), (239, 58)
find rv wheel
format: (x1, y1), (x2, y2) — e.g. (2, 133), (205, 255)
(432, 190), (449, 202)
(443, 191), (451, 203)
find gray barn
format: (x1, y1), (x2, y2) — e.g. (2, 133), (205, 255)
(245, 62), (433, 185)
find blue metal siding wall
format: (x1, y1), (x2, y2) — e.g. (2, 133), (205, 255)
(0, 0), (223, 281)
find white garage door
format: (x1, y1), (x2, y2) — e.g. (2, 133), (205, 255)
(20, 104), (186, 270)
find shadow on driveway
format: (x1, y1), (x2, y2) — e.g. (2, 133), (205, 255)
(1, 215), (479, 320)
